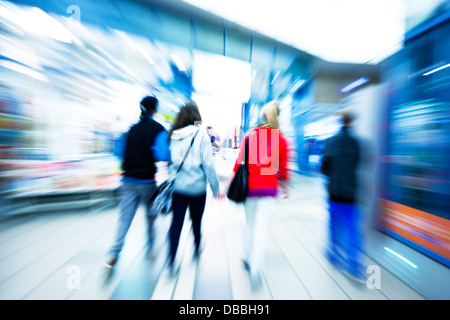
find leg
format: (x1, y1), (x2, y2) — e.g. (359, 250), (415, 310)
(327, 200), (346, 266)
(188, 193), (207, 254)
(344, 203), (364, 274)
(248, 198), (273, 281)
(327, 200), (338, 262)
(243, 197), (273, 288)
(243, 198), (258, 264)
(168, 192), (189, 266)
(108, 183), (140, 259)
(142, 183), (158, 252)
(248, 197), (274, 270)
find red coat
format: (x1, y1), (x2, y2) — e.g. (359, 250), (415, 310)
(233, 127), (289, 197)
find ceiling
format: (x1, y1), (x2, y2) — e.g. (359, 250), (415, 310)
(179, 0), (449, 65)
(181, 0), (407, 64)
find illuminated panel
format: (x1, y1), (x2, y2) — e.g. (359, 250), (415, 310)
(379, 199), (450, 267)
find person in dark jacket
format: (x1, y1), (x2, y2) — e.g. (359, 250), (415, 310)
(105, 96), (170, 268)
(321, 110), (364, 281)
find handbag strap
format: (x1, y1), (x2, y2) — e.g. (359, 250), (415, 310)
(176, 130), (199, 174)
(242, 132), (250, 166)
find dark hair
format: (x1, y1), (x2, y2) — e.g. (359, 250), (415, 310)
(140, 96), (158, 114)
(169, 102), (202, 137)
(341, 111), (355, 126)
(337, 109), (356, 127)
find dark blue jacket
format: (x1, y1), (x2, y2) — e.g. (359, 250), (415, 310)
(321, 127), (360, 202)
(116, 116), (169, 183)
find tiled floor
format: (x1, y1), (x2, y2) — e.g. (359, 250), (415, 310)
(0, 155), (425, 300)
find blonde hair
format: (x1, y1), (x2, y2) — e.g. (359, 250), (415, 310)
(259, 101), (280, 129)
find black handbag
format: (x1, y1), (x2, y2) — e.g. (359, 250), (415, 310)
(150, 131), (198, 216)
(227, 136), (249, 203)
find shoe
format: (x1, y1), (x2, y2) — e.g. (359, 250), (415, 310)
(242, 258), (250, 271)
(104, 256), (118, 269)
(250, 270), (262, 290)
(326, 250), (337, 265)
(193, 245), (203, 260)
(342, 266), (366, 284)
(146, 246), (159, 261)
(168, 262), (180, 278)
(325, 249), (347, 270)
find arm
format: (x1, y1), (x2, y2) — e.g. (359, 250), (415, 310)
(151, 130), (170, 162)
(200, 132), (220, 196)
(114, 132), (128, 161)
(278, 133), (289, 182)
(278, 133), (289, 198)
(320, 139), (332, 177)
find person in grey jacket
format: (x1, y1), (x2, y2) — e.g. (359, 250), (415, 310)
(168, 102), (224, 273)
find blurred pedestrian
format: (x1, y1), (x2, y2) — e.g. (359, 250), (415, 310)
(168, 102), (225, 275)
(105, 96), (170, 268)
(229, 101), (289, 288)
(206, 126), (221, 150)
(321, 110), (364, 281)
(207, 126), (225, 159)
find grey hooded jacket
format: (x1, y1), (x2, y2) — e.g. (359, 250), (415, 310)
(169, 125), (220, 196)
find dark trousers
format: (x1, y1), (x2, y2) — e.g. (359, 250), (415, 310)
(168, 192), (207, 265)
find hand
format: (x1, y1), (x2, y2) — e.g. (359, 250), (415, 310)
(214, 191), (226, 200)
(280, 183), (289, 199)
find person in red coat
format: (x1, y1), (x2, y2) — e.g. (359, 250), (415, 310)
(229, 101), (289, 288)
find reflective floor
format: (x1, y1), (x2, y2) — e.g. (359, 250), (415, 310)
(0, 154), (425, 300)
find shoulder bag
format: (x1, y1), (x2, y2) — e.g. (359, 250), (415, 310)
(150, 130), (199, 216)
(227, 135), (249, 203)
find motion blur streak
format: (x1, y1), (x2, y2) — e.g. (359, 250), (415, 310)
(0, 0), (449, 301)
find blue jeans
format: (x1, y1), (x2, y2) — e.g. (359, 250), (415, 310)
(109, 182), (157, 257)
(327, 200), (364, 275)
